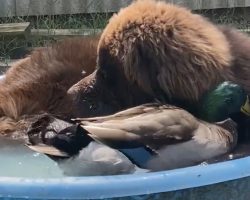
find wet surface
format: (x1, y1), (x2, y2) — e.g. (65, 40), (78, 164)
(204, 143), (250, 165)
(0, 132), (250, 178)
(0, 136), (64, 178)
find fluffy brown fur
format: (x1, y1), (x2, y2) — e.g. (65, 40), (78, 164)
(0, 35), (99, 135)
(219, 26), (250, 93)
(70, 0), (250, 118)
(97, 0), (234, 103)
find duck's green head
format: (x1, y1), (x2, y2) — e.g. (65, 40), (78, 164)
(200, 82), (250, 122)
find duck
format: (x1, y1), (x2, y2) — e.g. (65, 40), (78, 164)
(26, 103), (238, 176)
(197, 81), (250, 142)
(198, 81), (250, 122)
(69, 80), (250, 142)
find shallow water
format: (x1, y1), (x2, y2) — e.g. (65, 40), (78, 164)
(1, 134), (250, 178)
(0, 137), (64, 178)
(204, 143), (250, 164)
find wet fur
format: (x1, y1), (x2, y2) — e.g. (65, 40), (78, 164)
(69, 0), (250, 118)
(97, 0), (234, 104)
(219, 26), (250, 94)
(0, 36), (99, 135)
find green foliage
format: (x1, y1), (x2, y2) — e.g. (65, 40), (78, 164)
(0, 12), (111, 64)
(197, 7), (250, 29)
(0, 7), (249, 65)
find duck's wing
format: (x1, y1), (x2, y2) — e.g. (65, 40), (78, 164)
(25, 108), (238, 171)
(73, 103), (178, 123)
(79, 106), (199, 150)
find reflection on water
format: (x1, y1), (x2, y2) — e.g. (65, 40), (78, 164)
(0, 135), (250, 178)
(204, 143), (250, 164)
(0, 137), (64, 178)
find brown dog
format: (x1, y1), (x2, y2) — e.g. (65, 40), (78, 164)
(68, 0), (250, 118)
(0, 35), (99, 135)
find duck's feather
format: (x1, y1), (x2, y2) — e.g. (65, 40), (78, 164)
(73, 103), (177, 123)
(28, 141), (149, 176)
(58, 141), (150, 176)
(79, 104), (198, 150)
(84, 126), (142, 148)
(25, 104), (238, 173)
(26, 144), (69, 157)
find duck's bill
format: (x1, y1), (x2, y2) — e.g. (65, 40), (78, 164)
(25, 144), (69, 157)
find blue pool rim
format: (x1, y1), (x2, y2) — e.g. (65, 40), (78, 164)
(0, 156), (250, 199)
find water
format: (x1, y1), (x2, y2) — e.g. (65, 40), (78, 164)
(0, 137), (64, 178)
(204, 143), (250, 164)
(1, 133), (250, 178)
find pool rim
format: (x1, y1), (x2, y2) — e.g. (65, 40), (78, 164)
(0, 155), (249, 199)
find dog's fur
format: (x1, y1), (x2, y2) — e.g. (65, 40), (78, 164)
(0, 36), (99, 135)
(219, 26), (250, 93)
(70, 0), (250, 118)
(97, 0), (234, 103)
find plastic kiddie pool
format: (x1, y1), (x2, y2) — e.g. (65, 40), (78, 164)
(1, 156), (250, 200)
(0, 74), (249, 199)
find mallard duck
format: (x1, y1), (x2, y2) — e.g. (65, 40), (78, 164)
(198, 81), (250, 122)
(26, 103), (237, 176)
(198, 81), (250, 142)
